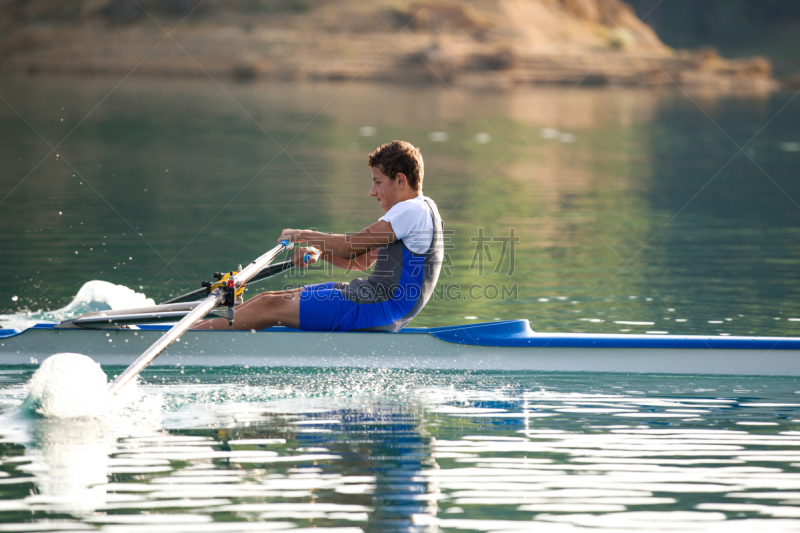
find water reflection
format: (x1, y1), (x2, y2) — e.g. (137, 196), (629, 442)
(0, 416), (114, 517)
(0, 369), (800, 531)
(317, 409), (440, 533)
(214, 405), (441, 532)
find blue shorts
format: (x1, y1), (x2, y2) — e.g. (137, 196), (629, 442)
(298, 282), (415, 332)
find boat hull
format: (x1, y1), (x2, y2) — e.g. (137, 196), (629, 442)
(1, 325), (798, 376)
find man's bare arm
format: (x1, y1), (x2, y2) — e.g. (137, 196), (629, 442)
(280, 220), (396, 260)
(291, 245), (378, 272)
(324, 248), (379, 271)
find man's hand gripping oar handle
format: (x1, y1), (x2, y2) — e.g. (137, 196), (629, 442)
(107, 240), (293, 396)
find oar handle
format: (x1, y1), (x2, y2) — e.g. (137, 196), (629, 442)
(280, 239), (315, 264)
(283, 239), (312, 265)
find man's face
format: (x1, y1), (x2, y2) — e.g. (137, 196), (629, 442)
(369, 167), (401, 212)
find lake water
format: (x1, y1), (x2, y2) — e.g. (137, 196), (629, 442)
(1, 368), (800, 532)
(1, 76), (800, 531)
(2, 76), (800, 335)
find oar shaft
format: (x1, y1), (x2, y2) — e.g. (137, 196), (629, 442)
(234, 242), (288, 285)
(107, 242), (291, 396)
(106, 291), (223, 396)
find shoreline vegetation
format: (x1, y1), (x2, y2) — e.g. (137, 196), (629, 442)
(0, 0), (779, 93)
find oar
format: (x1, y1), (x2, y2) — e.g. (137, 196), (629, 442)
(107, 240), (296, 396)
(160, 260), (296, 305)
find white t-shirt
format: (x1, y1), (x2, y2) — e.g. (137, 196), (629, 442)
(379, 196), (438, 254)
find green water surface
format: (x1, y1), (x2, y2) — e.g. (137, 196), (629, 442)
(2, 76), (800, 336)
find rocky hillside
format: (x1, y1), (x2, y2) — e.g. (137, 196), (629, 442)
(0, 0), (776, 91)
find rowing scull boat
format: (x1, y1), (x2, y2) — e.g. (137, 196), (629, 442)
(2, 319), (799, 376)
(3, 244), (798, 378)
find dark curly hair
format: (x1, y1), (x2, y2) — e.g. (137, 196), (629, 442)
(367, 141), (424, 191)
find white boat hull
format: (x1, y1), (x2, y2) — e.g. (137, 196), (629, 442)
(2, 324), (798, 376)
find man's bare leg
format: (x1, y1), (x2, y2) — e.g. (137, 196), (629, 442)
(194, 287), (303, 330)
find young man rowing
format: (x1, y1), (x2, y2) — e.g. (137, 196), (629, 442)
(196, 140), (443, 332)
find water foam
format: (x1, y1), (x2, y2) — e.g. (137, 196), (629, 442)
(1, 280), (154, 331)
(23, 353), (109, 418)
(60, 280), (154, 312)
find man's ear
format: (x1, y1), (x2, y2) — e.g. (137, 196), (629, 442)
(396, 172), (408, 189)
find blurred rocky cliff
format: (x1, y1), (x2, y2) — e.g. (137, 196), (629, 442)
(0, 0), (777, 91)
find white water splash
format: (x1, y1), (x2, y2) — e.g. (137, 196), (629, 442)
(0, 280), (154, 331)
(23, 353), (110, 418)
